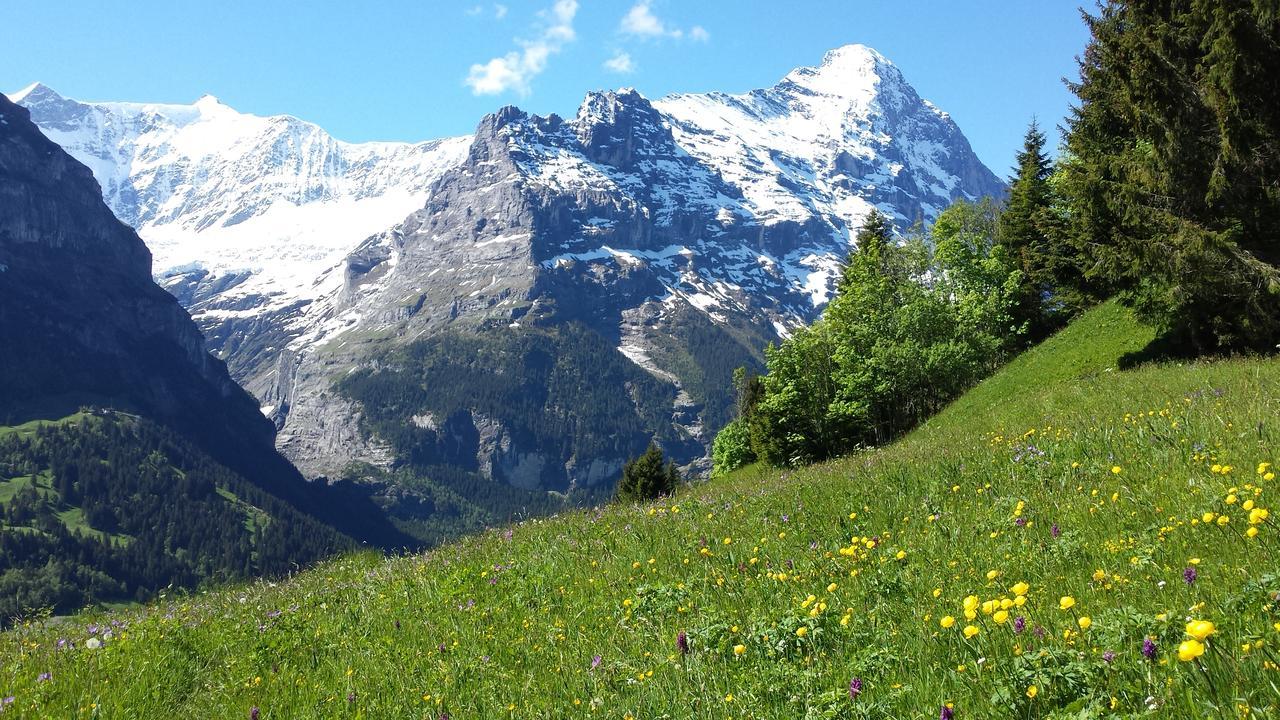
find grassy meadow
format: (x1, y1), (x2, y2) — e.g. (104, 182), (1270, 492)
(3, 302), (1279, 718)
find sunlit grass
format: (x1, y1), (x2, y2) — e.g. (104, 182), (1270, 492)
(3, 302), (1278, 718)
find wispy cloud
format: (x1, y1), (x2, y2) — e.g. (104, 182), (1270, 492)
(619, 1), (708, 41)
(603, 51), (635, 74)
(466, 0), (578, 96)
(466, 3), (508, 20)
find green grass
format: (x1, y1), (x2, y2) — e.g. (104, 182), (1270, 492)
(4, 302), (1279, 718)
(0, 411), (93, 440)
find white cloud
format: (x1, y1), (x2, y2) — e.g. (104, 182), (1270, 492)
(603, 51), (635, 74)
(621, 1), (671, 37)
(468, 3), (509, 19)
(466, 0), (578, 96)
(619, 1), (708, 42)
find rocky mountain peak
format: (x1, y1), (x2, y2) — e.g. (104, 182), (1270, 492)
(8, 81), (61, 105)
(775, 42), (909, 113)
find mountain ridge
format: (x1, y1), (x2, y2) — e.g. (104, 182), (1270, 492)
(9, 44), (1006, 498)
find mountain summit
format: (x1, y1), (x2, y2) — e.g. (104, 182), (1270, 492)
(9, 45), (1005, 516)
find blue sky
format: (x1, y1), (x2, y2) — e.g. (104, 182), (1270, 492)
(2, 1), (1089, 174)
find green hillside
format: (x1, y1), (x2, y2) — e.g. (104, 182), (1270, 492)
(3, 302), (1278, 718)
(0, 412), (352, 626)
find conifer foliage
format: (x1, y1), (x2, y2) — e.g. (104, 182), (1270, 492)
(1059, 0), (1280, 351)
(998, 120), (1062, 340)
(617, 443), (680, 501)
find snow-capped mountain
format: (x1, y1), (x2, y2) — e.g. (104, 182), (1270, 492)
(10, 44), (1005, 490)
(9, 82), (469, 342)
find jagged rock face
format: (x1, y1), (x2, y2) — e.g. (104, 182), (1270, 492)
(0, 93), (416, 548)
(12, 44), (1006, 492)
(11, 81), (470, 385)
(0, 92), (277, 493)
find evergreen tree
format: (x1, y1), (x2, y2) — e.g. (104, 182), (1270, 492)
(1058, 0), (1280, 352)
(616, 443), (680, 501)
(998, 119), (1058, 340)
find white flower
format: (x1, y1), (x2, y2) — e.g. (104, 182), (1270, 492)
(85, 638), (102, 650)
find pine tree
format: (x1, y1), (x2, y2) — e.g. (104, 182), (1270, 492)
(1058, 0), (1280, 352)
(997, 119), (1056, 340)
(616, 443), (679, 502)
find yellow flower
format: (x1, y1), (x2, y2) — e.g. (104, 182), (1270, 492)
(1243, 499), (1256, 511)
(1026, 684), (1039, 699)
(986, 569), (1001, 580)
(1247, 526), (1260, 538)
(1217, 515), (1231, 526)
(827, 583), (838, 593)
(733, 644), (745, 656)
(1185, 620), (1216, 641)
(795, 627), (808, 638)
(933, 587), (943, 598)
(895, 550), (907, 560)
(963, 595), (980, 612)
(1177, 639), (1206, 662)
(1249, 508), (1269, 524)
(1111, 466), (1122, 475)
(963, 624), (980, 639)
(940, 615), (956, 628)
(994, 610), (1010, 624)
(1010, 581), (1030, 597)
(1078, 616), (1092, 630)
(1091, 569), (1106, 582)
(1203, 512), (1217, 523)
(1059, 596), (1076, 611)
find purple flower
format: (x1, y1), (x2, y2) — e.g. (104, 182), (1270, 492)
(347, 692), (356, 704)
(1142, 637), (1158, 660)
(590, 654), (602, 670)
(848, 676), (863, 699)
(1183, 567), (1197, 585)
(1015, 517), (1027, 527)
(940, 704), (954, 720)
(1013, 616), (1026, 634)
(1033, 625), (1047, 639)
(1103, 650), (1116, 663)
(1051, 524), (1061, 538)
(249, 707), (260, 720)
(394, 619), (401, 630)
(36, 672), (51, 682)
(676, 631), (689, 656)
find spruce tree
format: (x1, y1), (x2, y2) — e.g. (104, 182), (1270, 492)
(1059, 0), (1280, 352)
(616, 443), (679, 501)
(998, 120), (1055, 340)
